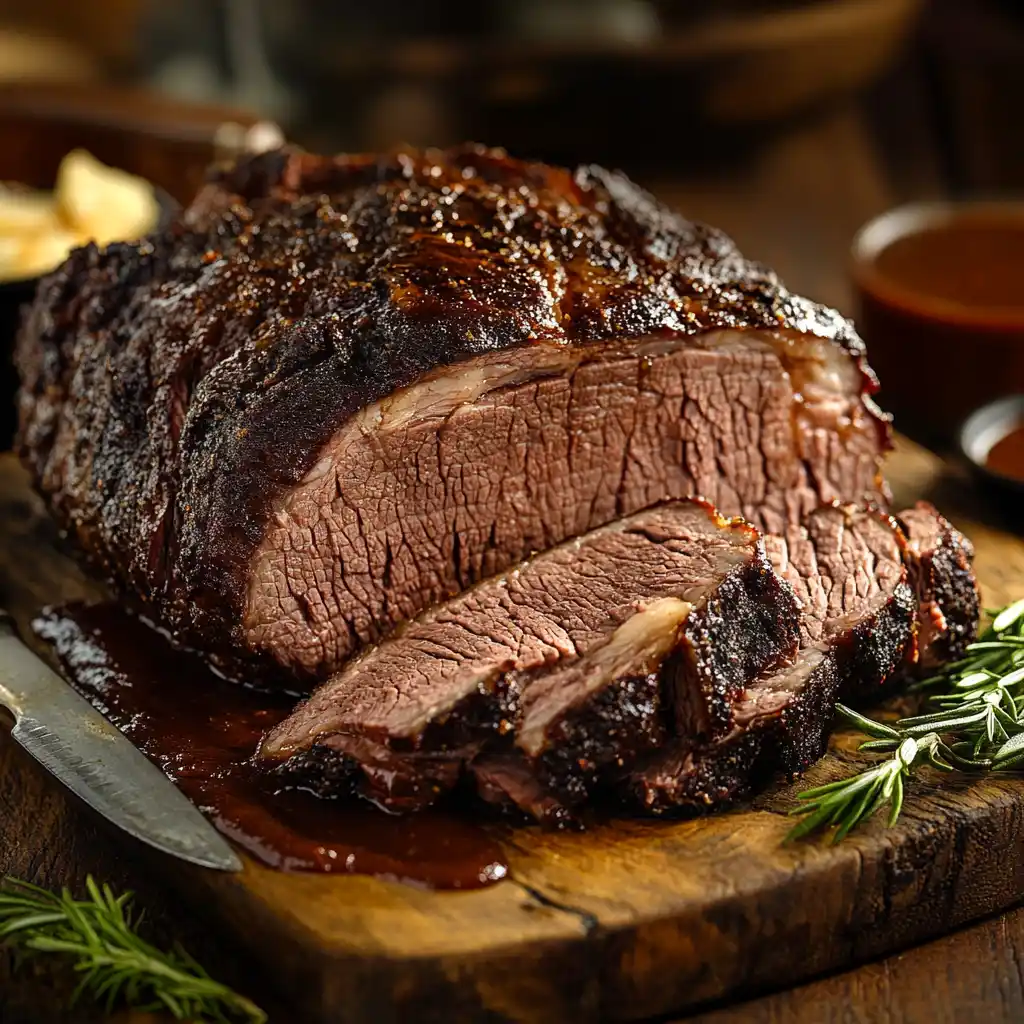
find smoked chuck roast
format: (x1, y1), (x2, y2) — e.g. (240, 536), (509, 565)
(16, 144), (890, 686)
(13, 143), (979, 825)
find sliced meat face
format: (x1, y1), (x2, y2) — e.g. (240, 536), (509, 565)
(763, 505), (908, 648)
(245, 331), (882, 679)
(260, 501), (801, 812)
(16, 144), (890, 684)
(628, 505), (919, 814)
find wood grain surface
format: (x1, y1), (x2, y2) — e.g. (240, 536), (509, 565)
(689, 903), (1024, 1024)
(0, 435), (1022, 1024)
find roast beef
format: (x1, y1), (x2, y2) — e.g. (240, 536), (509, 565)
(628, 504), (975, 814)
(15, 144), (890, 684)
(473, 753), (575, 827)
(261, 501), (801, 810)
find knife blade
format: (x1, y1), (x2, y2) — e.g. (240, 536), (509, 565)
(0, 613), (241, 871)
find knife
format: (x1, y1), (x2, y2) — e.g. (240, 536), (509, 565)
(0, 613), (241, 871)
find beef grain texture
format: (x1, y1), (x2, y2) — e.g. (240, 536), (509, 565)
(16, 143), (890, 683)
(263, 501), (801, 812)
(629, 504), (978, 814)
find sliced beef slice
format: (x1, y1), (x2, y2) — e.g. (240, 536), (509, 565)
(896, 501), (979, 672)
(629, 504), (920, 814)
(473, 753), (577, 828)
(508, 597), (692, 805)
(17, 144), (890, 685)
(260, 501), (801, 811)
(283, 739), (467, 814)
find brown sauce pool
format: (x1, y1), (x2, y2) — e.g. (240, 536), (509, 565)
(985, 423), (1024, 482)
(873, 219), (1024, 314)
(32, 604), (508, 890)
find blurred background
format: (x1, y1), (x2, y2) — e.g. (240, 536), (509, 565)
(2, 0), (1014, 298)
(0, 0), (1022, 449)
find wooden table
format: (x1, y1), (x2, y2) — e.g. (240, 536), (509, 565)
(2, 100), (1022, 1022)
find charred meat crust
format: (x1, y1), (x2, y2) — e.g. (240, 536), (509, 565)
(628, 578), (918, 815)
(629, 651), (842, 813)
(520, 559), (803, 806)
(676, 557), (803, 737)
(16, 143), (890, 682)
(528, 668), (666, 806)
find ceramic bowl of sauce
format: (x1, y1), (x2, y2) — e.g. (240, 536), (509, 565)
(852, 201), (1024, 442)
(958, 395), (1024, 521)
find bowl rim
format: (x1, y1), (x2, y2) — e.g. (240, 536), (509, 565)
(851, 200), (1024, 331)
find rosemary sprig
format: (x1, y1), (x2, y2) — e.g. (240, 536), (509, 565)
(788, 598), (1024, 843)
(0, 876), (265, 1023)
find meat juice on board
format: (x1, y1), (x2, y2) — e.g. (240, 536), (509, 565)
(33, 604), (507, 890)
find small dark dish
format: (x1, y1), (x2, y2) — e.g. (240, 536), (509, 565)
(958, 395), (1024, 521)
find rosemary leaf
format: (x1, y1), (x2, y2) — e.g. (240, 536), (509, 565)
(835, 704), (902, 739)
(901, 710), (989, 735)
(994, 752), (1024, 772)
(995, 732), (1024, 761)
(992, 599), (1024, 633)
(955, 671), (999, 689)
(788, 599), (1024, 843)
(858, 738), (901, 753)
(0, 877), (265, 1024)
(1001, 666), (1024, 688)
(887, 771), (905, 826)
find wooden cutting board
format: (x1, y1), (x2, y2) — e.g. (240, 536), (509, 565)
(0, 436), (1022, 1024)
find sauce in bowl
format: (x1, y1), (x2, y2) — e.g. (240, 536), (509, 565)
(872, 220), (1024, 318)
(852, 203), (1024, 440)
(985, 422), (1024, 482)
(958, 395), (1024, 526)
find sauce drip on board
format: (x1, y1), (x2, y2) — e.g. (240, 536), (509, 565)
(32, 603), (508, 890)
(986, 423), (1024, 482)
